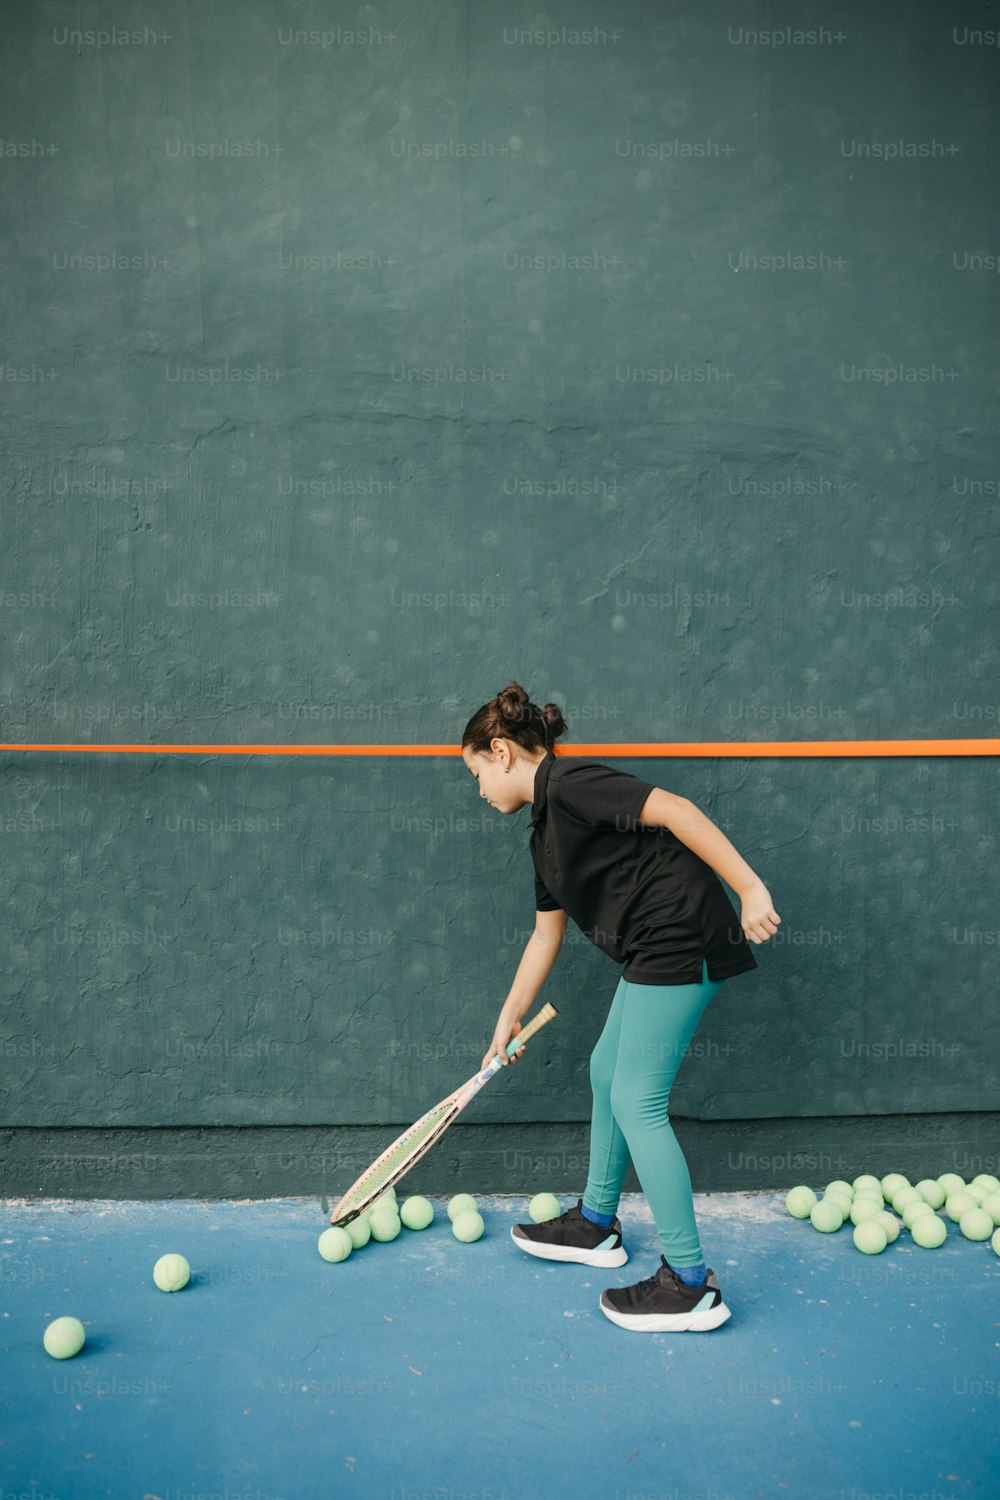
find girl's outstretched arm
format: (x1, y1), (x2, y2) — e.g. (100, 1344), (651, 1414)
(480, 908), (569, 1071)
(637, 788), (781, 945)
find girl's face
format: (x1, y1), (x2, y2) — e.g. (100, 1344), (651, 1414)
(462, 744), (519, 814)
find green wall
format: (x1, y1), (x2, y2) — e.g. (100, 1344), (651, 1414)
(2, 1), (997, 1197)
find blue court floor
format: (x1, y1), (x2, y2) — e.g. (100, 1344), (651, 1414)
(2, 1191), (997, 1500)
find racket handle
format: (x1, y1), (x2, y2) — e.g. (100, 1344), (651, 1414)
(502, 1000), (558, 1058)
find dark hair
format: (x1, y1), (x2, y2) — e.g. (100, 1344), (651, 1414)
(461, 681), (567, 757)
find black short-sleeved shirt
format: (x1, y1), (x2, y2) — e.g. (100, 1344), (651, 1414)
(529, 751), (758, 986)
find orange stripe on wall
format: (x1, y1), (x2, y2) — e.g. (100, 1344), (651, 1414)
(0, 741), (997, 757)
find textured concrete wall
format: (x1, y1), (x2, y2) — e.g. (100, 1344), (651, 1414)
(3, 1116), (998, 1203)
(1, 1), (998, 1195)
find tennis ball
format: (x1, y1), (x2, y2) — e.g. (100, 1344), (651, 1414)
(852, 1174), (882, 1196)
(451, 1210), (484, 1243)
(980, 1192), (1000, 1226)
(880, 1173), (909, 1199)
(824, 1192), (853, 1219)
(992, 1227), (1000, 1257)
(854, 1189), (885, 1211)
(529, 1192), (562, 1223)
(853, 1221), (887, 1255)
(43, 1316), (85, 1360)
(370, 1190), (397, 1214)
(911, 1214), (947, 1249)
(965, 1182), (990, 1206)
(902, 1200), (935, 1231)
(400, 1196), (434, 1231)
(447, 1193), (478, 1222)
(937, 1173), (965, 1196)
(346, 1216), (371, 1249)
(874, 1211), (901, 1244)
(945, 1191), (976, 1223)
(891, 1186), (921, 1214)
(959, 1208), (994, 1242)
(971, 1173), (999, 1195)
(849, 1197), (882, 1227)
(153, 1253), (190, 1292)
(915, 1179), (946, 1209)
(369, 1209), (402, 1242)
(785, 1186), (817, 1219)
(317, 1227), (352, 1263)
(824, 1180), (854, 1201)
(810, 1199), (843, 1233)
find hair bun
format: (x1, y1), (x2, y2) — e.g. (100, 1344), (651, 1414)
(496, 681), (531, 723)
(541, 702), (568, 742)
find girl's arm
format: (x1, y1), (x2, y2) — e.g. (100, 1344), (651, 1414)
(481, 909), (568, 1070)
(637, 788), (781, 944)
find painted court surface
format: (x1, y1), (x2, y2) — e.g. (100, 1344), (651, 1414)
(2, 1192), (996, 1500)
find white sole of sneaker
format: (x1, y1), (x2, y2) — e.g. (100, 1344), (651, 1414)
(598, 1293), (732, 1332)
(510, 1225), (628, 1268)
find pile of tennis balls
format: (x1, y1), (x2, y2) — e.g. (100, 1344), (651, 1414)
(41, 1250), (192, 1361)
(316, 1189), (485, 1264)
(784, 1172), (1000, 1257)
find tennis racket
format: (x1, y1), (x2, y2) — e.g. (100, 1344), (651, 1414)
(328, 1002), (558, 1227)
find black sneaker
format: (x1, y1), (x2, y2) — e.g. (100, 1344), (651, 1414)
(510, 1198), (628, 1267)
(599, 1256), (731, 1332)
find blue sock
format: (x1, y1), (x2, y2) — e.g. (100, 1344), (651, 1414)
(580, 1202), (616, 1228)
(671, 1260), (707, 1287)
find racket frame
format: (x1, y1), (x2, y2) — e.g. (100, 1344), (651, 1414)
(328, 1001), (558, 1227)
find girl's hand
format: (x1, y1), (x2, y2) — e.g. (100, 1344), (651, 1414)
(481, 1015), (524, 1072)
(740, 880), (781, 944)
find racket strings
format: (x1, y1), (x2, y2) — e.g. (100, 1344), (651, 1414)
(337, 1102), (454, 1215)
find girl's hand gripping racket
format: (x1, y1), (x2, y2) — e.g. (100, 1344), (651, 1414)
(328, 1002), (558, 1227)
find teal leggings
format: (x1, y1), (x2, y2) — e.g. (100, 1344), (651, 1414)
(583, 959), (725, 1267)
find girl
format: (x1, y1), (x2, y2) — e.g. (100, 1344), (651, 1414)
(461, 681), (781, 1333)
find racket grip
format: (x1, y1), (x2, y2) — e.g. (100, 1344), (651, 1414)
(503, 1000), (558, 1058)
